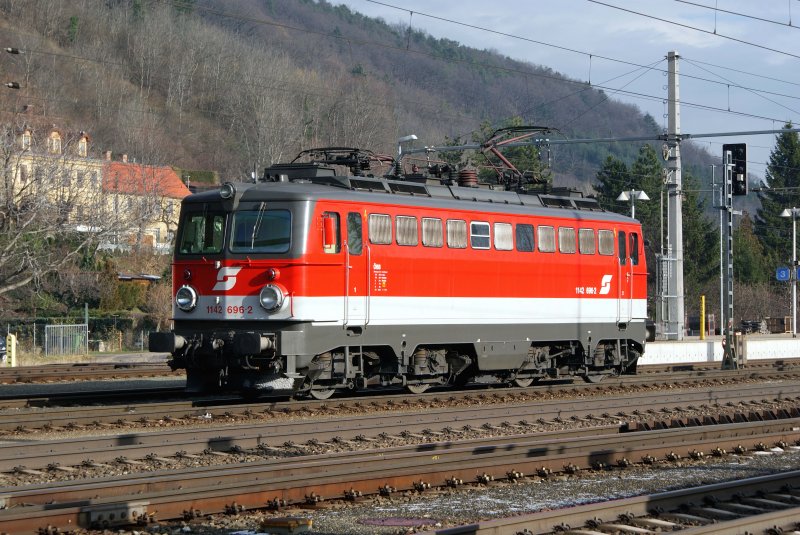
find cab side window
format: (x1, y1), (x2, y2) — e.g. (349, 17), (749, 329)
(629, 232), (639, 265)
(322, 212), (341, 254)
(347, 212), (362, 255)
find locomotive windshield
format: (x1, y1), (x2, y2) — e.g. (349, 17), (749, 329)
(230, 209), (291, 253)
(177, 211), (225, 255)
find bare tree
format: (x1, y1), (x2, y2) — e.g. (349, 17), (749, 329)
(0, 120), (133, 309)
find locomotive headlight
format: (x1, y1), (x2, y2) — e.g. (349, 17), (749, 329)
(259, 284), (284, 311)
(219, 181), (236, 199)
(175, 285), (198, 312)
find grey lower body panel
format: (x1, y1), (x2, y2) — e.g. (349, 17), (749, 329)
(160, 319), (645, 386)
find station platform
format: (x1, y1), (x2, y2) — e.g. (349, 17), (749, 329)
(642, 334), (800, 365)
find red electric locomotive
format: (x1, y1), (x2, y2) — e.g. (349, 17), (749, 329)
(149, 148), (648, 398)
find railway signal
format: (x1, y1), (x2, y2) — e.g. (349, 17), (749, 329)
(723, 143), (747, 196)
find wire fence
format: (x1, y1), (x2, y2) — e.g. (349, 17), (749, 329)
(44, 324), (89, 356)
(2, 316), (162, 357)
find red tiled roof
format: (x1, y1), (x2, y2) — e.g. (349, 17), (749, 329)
(103, 161), (191, 199)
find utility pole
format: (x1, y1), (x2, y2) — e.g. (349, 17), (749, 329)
(664, 51), (685, 340)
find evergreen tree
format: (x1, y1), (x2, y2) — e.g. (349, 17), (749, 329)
(682, 171), (720, 296)
(755, 123), (800, 268)
(733, 214), (769, 284)
(593, 155), (629, 211)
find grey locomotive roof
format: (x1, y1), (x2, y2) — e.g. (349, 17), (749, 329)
(184, 175), (636, 225)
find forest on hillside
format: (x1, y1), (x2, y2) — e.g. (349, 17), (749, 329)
(0, 0), (709, 187)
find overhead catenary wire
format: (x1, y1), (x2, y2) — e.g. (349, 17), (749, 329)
(585, 0), (800, 61)
(360, 0), (800, 99)
(674, 0), (799, 30)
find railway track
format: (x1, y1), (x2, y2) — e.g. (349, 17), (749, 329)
(1, 360), (797, 415)
(1, 415), (798, 533)
(0, 356), (795, 389)
(1, 362), (798, 533)
(0, 381), (798, 475)
(0, 362), (180, 384)
(0, 371), (800, 436)
(435, 470), (800, 534)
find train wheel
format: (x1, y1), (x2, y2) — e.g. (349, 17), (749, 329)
(309, 388), (335, 400)
(513, 377), (534, 388)
(406, 383), (430, 394)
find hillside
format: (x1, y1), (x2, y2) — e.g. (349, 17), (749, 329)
(0, 0), (717, 190)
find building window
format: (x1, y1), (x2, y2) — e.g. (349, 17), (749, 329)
(48, 133), (62, 154)
(167, 201), (174, 218)
(91, 171), (98, 187)
(21, 132), (31, 150)
(77, 138), (88, 157)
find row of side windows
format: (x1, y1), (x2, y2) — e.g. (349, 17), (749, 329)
(326, 211), (639, 264)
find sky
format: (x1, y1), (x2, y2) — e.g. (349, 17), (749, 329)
(333, 0), (800, 182)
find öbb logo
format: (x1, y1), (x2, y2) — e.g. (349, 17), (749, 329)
(599, 274), (612, 295)
(212, 267), (242, 291)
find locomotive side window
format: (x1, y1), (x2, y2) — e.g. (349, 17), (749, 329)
(470, 222), (491, 249)
(578, 228), (595, 254)
(618, 230), (627, 265)
(178, 212), (225, 254)
(538, 225), (556, 253)
(494, 223), (513, 250)
(629, 232), (639, 265)
(446, 219), (467, 249)
(368, 213), (392, 245)
(347, 212), (362, 255)
(230, 209), (291, 253)
(322, 211), (341, 254)
(422, 217), (443, 247)
(558, 227), (576, 254)
(598, 229), (614, 256)
(396, 216), (419, 246)
(515, 224), (534, 252)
